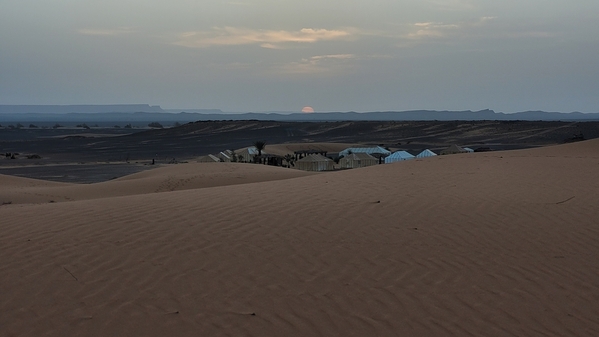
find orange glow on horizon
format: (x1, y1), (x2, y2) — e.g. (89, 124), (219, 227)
(301, 106), (315, 113)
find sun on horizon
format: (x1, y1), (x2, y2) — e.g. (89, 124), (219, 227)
(301, 106), (315, 113)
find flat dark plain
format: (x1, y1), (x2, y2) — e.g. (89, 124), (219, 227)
(1, 120), (598, 183)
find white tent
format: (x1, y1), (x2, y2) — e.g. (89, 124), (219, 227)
(416, 149), (437, 158)
(217, 151), (232, 162)
(385, 151), (415, 163)
(237, 146), (262, 162)
(339, 153), (378, 169)
(296, 154), (334, 172)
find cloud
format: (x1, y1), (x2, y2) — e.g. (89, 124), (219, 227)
(278, 54), (356, 74)
(410, 17), (496, 39)
(408, 22), (460, 39)
(310, 54), (355, 61)
(77, 27), (136, 36)
(173, 27), (354, 49)
(259, 43), (282, 49)
(395, 16), (558, 49)
(198, 53), (376, 77)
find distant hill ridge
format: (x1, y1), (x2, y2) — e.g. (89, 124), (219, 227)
(226, 109), (599, 121)
(0, 105), (598, 122)
(0, 104), (164, 114)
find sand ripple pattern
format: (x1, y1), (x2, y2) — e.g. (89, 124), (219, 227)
(2, 140), (599, 336)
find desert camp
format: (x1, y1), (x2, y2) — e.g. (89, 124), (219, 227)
(2, 117), (599, 337)
(2, 137), (599, 336)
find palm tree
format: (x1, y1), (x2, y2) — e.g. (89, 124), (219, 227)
(284, 154), (294, 168)
(254, 141), (266, 156)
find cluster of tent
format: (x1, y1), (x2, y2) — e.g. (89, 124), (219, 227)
(384, 145), (474, 163)
(197, 147), (260, 163)
(336, 144), (474, 166)
(198, 144), (475, 172)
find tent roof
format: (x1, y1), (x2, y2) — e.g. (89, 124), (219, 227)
(339, 146), (391, 156)
(441, 144), (467, 153)
(297, 154), (334, 162)
(387, 150), (415, 159)
(198, 154), (220, 162)
(218, 152), (231, 159)
(416, 149), (437, 157)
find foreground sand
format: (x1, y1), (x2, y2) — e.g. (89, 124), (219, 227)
(0, 162), (315, 205)
(1, 139), (599, 336)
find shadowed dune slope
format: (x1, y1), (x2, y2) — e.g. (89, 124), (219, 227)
(0, 162), (315, 204)
(1, 139), (599, 336)
(0, 174), (70, 188)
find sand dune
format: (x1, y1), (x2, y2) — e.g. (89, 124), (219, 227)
(0, 162), (315, 205)
(1, 139), (599, 336)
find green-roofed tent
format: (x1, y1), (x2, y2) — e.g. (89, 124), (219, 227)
(440, 144), (468, 155)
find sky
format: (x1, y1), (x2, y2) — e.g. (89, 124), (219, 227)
(1, 0), (598, 113)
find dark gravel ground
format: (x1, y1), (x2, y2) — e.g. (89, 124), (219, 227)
(1, 120), (598, 183)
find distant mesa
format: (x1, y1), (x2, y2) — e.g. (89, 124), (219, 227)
(1, 105), (598, 122)
(0, 104), (164, 114)
(301, 106), (315, 114)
